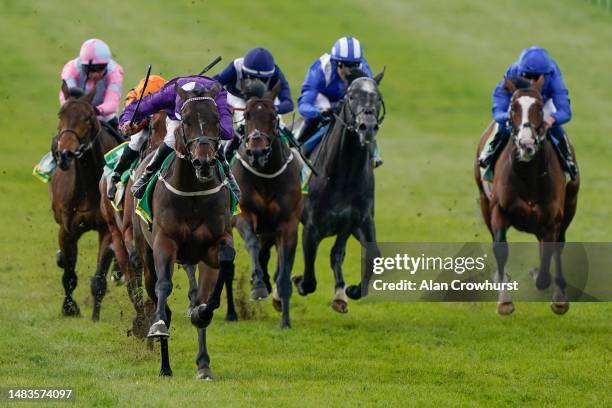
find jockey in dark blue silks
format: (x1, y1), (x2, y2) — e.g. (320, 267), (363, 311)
(479, 46), (578, 179)
(213, 47), (294, 158)
(296, 36), (382, 168)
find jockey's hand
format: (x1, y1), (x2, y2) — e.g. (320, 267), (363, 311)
(321, 108), (334, 119)
(543, 116), (556, 130)
(93, 106), (101, 116)
(119, 121), (141, 136)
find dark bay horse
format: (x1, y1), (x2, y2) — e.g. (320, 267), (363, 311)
(52, 82), (119, 320)
(475, 76), (579, 315)
(231, 82), (303, 328)
(133, 83), (235, 379)
(99, 112), (167, 338)
(292, 72), (385, 313)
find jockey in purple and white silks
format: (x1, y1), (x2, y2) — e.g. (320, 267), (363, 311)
(296, 36), (382, 168)
(119, 76), (237, 199)
(213, 47), (294, 158)
(479, 46), (577, 178)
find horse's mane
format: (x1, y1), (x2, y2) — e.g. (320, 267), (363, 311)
(67, 87), (85, 98)
(346, 68), (369, 85)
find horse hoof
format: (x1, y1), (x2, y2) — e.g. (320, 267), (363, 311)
(62, 298), (80, 317)
(292, 275), (316, 296)
(91, 311), (100, 322)
(280, 320), (291, 329)
(251, 286), (269, 301)
(272, 297), (282, 313)
(331, 299), (348, 314)
(148, 320), (169, 338)
(111, 272), (125, 286)
(496, 302), (515, 316)
(159, 368), (173, 377)
(196, 367), (214, 381)
(550, 302), (570, 315)
(345, 285), (362, 300)
(225, 313), (238, 322)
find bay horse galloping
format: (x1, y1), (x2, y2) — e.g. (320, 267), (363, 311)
(52, 81), (119, 320)
(98, 112), (167, 338)
(293, 71), (385, 313)
(475, 76), (579, 315)
(133, 83), (235, 379)
(231, 82), (302, 328)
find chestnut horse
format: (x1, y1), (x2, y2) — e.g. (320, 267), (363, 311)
(230, 82), (303, 328)
(475, 76), (579, 315)
(99, 112), (167, 337)
(133, 83), (235, 379)
(52, 82), (119, 320)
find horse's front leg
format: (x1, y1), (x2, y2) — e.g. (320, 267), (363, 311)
(235, 214), (268, 300)
(273, 219), (298, 328)
(346, 217), (380, 300)
(58, 228), (81, 316)
(330, 232), (350, 313)
(550, 233), (569, 315)
(183, 264), (198, 317)
(149, 233), (177, 377)
(293, 223), (320, 296)
(536, 227), (559, 291)
(491, 206), (513, 315)
(91, 226), (113, 321)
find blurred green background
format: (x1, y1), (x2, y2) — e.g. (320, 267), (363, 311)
(0, 0), (610, 406)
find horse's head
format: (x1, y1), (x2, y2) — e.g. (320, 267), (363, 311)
(56, 80), (100, 170)
(343, 70), (385, 146)
(175, 82), (221, 182)
(505, 76), (546, 162)
(243, 81), (281, 168)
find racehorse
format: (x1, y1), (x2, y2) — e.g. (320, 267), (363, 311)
(98, 112), (167, 337)
(52, 81), (119, 320)
(133, 83), (235, 379)
(292, 71), (385, 313)
(475, 76), (580, 315)
(230, 82), (302, 328)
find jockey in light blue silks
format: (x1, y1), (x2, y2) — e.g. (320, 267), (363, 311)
(296, 36), (382, 168)
(479, 46), (578, 179)
(213, 47), (294, 159)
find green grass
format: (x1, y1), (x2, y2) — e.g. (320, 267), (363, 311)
(0, 0), (611, 406)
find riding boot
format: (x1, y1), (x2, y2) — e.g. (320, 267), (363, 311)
(218, 147), (241, 202)
(479, 123), (510, 168)
(224, 134), (242, 162)
(368, 140), (383, 169)
(549, 127), (578, 179)
(131, 143), (174, 199)
(107, 146), (140, 200)
(296, 118), (321, 144)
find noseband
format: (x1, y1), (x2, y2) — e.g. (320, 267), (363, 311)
(178, 96), (220, 164)
(335, 79), (385, 132)
(508, 92), (546, 146)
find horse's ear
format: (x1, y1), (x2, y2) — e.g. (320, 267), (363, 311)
(83, 86), (96, 104)
(373, 66), (386, 85)
(265, 80), (281, 100)
(175, 82), (188, 101)
(61, 80), (70, 99)
(208, 82), (220, 99)
(533, 75), (545, 91)
(504, 78), (517, 93)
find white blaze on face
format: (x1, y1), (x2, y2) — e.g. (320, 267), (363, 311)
(516, 96), (537, 151)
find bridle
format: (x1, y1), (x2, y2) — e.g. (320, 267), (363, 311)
(178, 96), (220, 164)
(508, 91), (546, 147)
(56, 100), (101, 159)
(334, 78), (385, 133)
(243, 99), (280, 163)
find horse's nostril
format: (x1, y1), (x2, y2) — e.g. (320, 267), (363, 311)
(246, 149), (252, 156)
(358, 123), (367, 131)
(192, 159), (202, 168)
(373, 124), (379, 131)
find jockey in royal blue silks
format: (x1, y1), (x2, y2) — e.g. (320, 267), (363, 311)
(213, 47), (294, 159)
(296, 36), (382, 168)
(479, 46), (578, 179)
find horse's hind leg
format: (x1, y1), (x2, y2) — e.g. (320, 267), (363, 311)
(293, 224), (319, 296)
(91, 228), (113, 321)
(223, 260), (238, 322)
(550, 233), (569, 315)
(59, 229), (81, 316)
(184, 264), (198, 318)
(195, 328), (214, 380)
(491, 206), (514, 315)
(330, 231), (350, 314)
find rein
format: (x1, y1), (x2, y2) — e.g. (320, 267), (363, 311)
(57, 102), (102, 159)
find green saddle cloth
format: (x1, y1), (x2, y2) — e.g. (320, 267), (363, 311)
(135, 154), (239, 226)
(103, 142), (138, 211)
